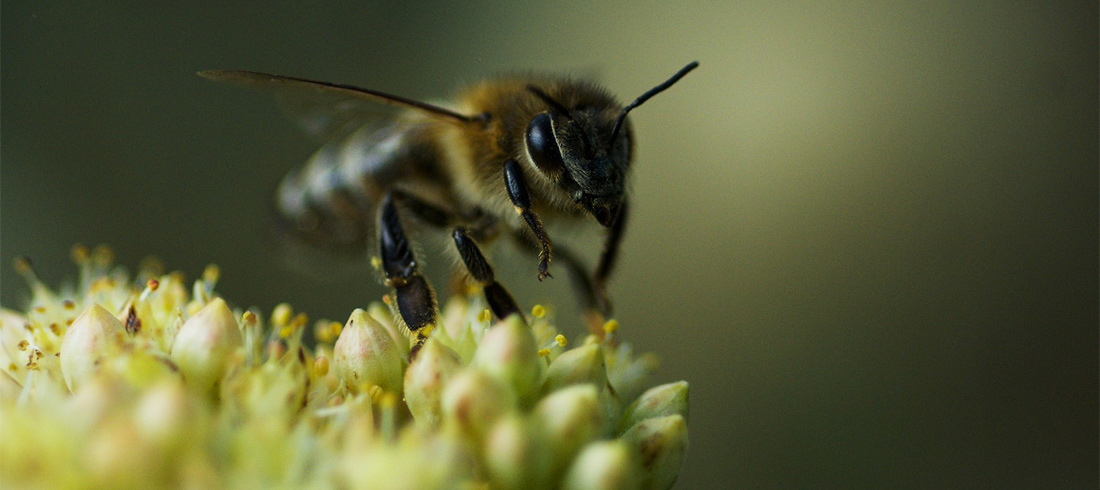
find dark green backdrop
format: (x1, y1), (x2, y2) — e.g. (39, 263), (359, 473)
(3, 2), (1097, 487)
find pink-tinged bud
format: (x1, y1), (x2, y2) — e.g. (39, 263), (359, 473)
(60, 304), (127, 392)
(170, 298), (243, 391)
(542, 343), (607, 395)
(332, 309), (404, 395)
(472, 315), (542, 406)
(618, 381), (689, 434)
(621, 414), (688, 490)
(562, 440), (642, 490)
(404, 338), (462, 427)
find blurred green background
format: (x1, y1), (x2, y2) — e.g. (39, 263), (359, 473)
(3, 2), (1096, 487)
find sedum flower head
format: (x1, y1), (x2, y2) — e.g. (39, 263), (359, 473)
(1, 246), (690, 489)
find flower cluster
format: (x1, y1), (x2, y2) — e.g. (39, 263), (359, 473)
(1, 246), (688, 489)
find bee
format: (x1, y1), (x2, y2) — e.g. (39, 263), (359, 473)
(199, 61), (698, 350)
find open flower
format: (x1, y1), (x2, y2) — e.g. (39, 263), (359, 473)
(1, 246), (689, 489)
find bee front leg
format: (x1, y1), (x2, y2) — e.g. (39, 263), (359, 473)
(503, 159), (553, 281)
(452, 227), (521, 320)
(593, 198), (628, 316)
(378, 193), (438, 351)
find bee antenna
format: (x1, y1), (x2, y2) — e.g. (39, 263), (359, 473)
(526, 85), (574, 120)
(610, 61), (699, 145)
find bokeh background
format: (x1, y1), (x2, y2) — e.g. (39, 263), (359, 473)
(3, 2), (1096, 487)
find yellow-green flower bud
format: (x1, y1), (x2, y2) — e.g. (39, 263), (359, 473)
(404, 337), (462, 427)
(332, 309), (404, 395)
(618, 381), (689, 434)
(484, 413), (553, 489)
(60, 304), (127, 392)
(441, 369), (516, 439)
(562, 440), (642, 490)
(621, 414), (688, 490)
(472, 315), (542, 406)
(170, 298), (243, 391)
(534, 383), (605, 477)
(134, 379), (202, 453)
(542, 343), (606, 395)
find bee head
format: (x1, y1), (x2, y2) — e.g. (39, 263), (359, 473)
(522, 62), (698, 227)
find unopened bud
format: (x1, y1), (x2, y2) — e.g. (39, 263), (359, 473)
(170, 298), (243, 391)
(618, 381), (689, 434)
(332, 309), (404, 394)
(562, 440), (641, 490)
(533, 383), (605, 476)
(60, 304), (127, 392)
(622, 414), (688, 490)
(404, 338), (462, 427)
(484, 414), (552, 488)
(472, 315), (542, 406)
(542, 343), (606, 395)
(441, 369), (516, 439)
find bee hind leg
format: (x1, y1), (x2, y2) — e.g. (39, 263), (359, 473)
(378, 193), (438, 355)
(452, 227), (521, 321)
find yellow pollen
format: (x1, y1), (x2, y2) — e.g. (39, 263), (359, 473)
(202, 264), (221, 284)
(537, 348), (551, 357)
(532, 304), (546, 318)
(279, 326), (293, 339)
(602, 319), (619, 334)
(241, 310), (257, 325)
(329, 321), (342, 338)
(370, 256), (382, 270)
(555, 334), (567, 347)
(478, 309), (492, 323)
(70, 244), (90, 264)
(272, 303), (293, 327)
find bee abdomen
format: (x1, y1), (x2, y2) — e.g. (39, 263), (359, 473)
(274, 126), (408, 253)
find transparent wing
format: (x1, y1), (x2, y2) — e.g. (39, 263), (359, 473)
(198, 70), (475, 140)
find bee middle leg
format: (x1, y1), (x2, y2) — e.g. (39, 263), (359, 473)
(452, 227), (521, 320)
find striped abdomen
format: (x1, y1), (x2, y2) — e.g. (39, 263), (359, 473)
(274, 123), (443, 253)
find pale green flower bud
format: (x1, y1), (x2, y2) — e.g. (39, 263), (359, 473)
(534, 383), (605, 477)
(472, 315), (543, 406)
(332, 308), (405, 394)
(621, 414), (688, 490)
(562, 440), (642, 490)
(170, 298), (243, 391)
(542, 343), (607, 395)
(134, 379), (201, 452)
(484, 413), (552, 488)
(441, 369), (516, 439)
(618, 381), (689, 434)
(60, 304), (127, 392)
(404, 337), (462, 427)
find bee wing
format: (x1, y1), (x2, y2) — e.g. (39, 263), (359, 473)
(198, 70), (476, 140)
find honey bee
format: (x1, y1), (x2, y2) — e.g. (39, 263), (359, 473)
(199, 61), (698, 349)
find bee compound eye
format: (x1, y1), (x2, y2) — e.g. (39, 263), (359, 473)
(525, 113), (564, 175)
